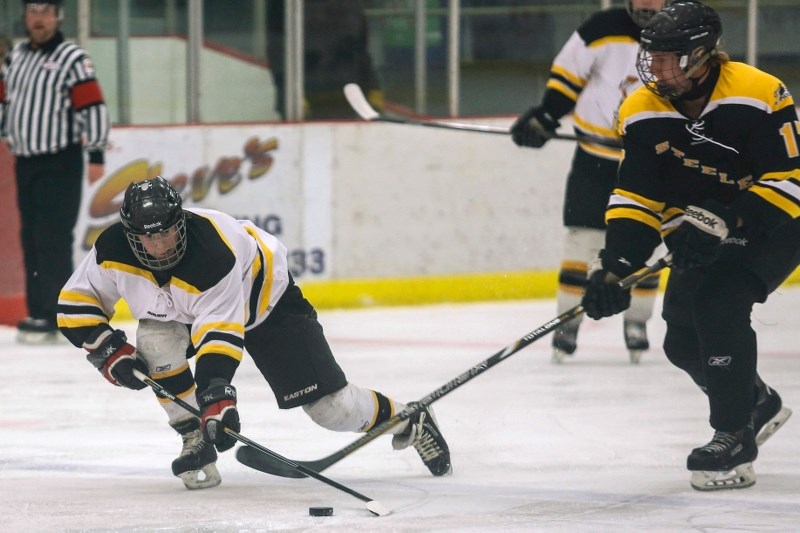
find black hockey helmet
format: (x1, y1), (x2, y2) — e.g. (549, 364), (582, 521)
(120, 176), (187, 270)
(636, 1), (722, 98)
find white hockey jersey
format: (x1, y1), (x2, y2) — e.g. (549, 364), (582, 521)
(544, 8), (642, 160)
(57, 208), (290, 368)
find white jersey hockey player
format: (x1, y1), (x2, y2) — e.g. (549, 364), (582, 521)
(511, 0), (667, 364)
(57, 176), (452, 488)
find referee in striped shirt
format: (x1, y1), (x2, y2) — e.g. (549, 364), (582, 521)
(0, 1), (109, 344)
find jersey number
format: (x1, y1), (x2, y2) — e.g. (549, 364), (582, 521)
(779, 121), (800, 158)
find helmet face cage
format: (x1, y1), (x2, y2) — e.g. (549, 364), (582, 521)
(636, 2), (721, 98)
(120, 177), (188, 270)
(125, 218), (187, 271)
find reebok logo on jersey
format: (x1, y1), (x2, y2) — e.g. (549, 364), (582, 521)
(722, 236), (748, 247)
(708, 356), (731, 366)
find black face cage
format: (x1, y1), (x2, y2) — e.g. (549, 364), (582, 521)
(125, 216), (187, 271)
(636, 42), (713, 100)
(636, 47), (676, 99)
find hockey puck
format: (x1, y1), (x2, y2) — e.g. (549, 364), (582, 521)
(309, 506), (333, 517)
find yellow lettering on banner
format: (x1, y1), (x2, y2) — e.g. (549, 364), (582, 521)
(82, 136), (279, 250)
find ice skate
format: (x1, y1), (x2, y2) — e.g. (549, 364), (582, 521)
(752, 385), (792, 447)
(551, 322), (579, 364)
(16, 318), (68, 345)
(623, 319), (649, 364)
(687, 427), (757, 491)
(392, 402), (452, 476)
(171, 418), (221, 490)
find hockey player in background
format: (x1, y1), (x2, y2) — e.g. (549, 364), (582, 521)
(57, 176), (451, 489)
(581, 1), (795, 490)
(511, 0), (667, 364)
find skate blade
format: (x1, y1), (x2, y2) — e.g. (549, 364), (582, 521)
(551, 348), (570, 365)
(178, 463), (222, 490)
(690, 462), (756, 491)
(16, 330), (68, 345)
(756, 406), (792, 447)
(628, 350), (643, 365)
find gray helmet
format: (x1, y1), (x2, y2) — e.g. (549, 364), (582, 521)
(21, 1), (64, 20)
(627, 0), (666, 28)
(120, 176), (187, 270)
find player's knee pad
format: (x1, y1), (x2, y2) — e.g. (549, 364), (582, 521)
(692, 266), (763, 334)
(663, 323), (705, 389)
(136, 319), (191, 372)
(302, 383), (382, 432)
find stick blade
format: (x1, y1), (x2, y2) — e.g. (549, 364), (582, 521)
(236, 445), (308, 478)
(366, 500), (392, 517)
(344, 83), (380, 121)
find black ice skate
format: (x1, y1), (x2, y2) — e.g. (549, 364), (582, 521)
(752, 384), (792, 447)
(171, 418), (221, 489)
(392, 402), (452, 476)
(551, 321), (579, 364)
(687, 426), (758, 491)
(16, 317), (68, 345)
(623, 319), (649, 364)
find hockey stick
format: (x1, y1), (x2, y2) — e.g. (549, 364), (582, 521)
(237, 254), (672, 478)
(131, 369), (391, 517)
(343, 83), (622, 148)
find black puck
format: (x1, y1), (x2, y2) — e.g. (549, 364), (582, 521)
(309, 506), (333, 517)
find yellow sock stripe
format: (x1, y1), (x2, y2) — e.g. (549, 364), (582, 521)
(156, 384), (196, 404)
(367, 390), (380, 432)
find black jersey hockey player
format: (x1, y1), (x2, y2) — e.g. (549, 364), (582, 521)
(581, 1), (795, 490)
(511, 0), (667, 364)
(57, 176), (451, 488)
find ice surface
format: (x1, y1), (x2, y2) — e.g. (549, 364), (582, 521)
(4, 288), (800, 532)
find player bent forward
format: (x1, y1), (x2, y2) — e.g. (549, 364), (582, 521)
(57, 176), (451, 489)
(581, 1), (794, 490)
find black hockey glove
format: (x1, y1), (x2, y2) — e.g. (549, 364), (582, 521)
(581, 249), (636, 320)
(670, 200), (737, 270)
(84, 324), (148, 390)
(510, 105), (560, 148)
(197, 379), (240, 452)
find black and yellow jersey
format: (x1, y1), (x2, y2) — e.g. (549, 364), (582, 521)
(57, 208), (290, 384)
(606, 61), (800, 265)
(541, 7), (642, 160)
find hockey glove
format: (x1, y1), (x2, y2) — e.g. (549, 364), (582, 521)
(670, 200), (736, 270)
(84, 324), (148, 390)
(510, 105), (560, 148)
(197, 379), (240, 452)
(581, 249), (636, 320)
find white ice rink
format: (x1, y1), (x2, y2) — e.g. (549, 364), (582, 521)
(4, 287), (800, 532)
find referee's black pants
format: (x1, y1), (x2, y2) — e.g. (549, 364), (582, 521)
(15, 144), (84, 324)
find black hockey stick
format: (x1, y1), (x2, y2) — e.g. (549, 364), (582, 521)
(343, 83), (622, 148)
(237, 254), (672, 478)
(131, 369), (391, 516)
